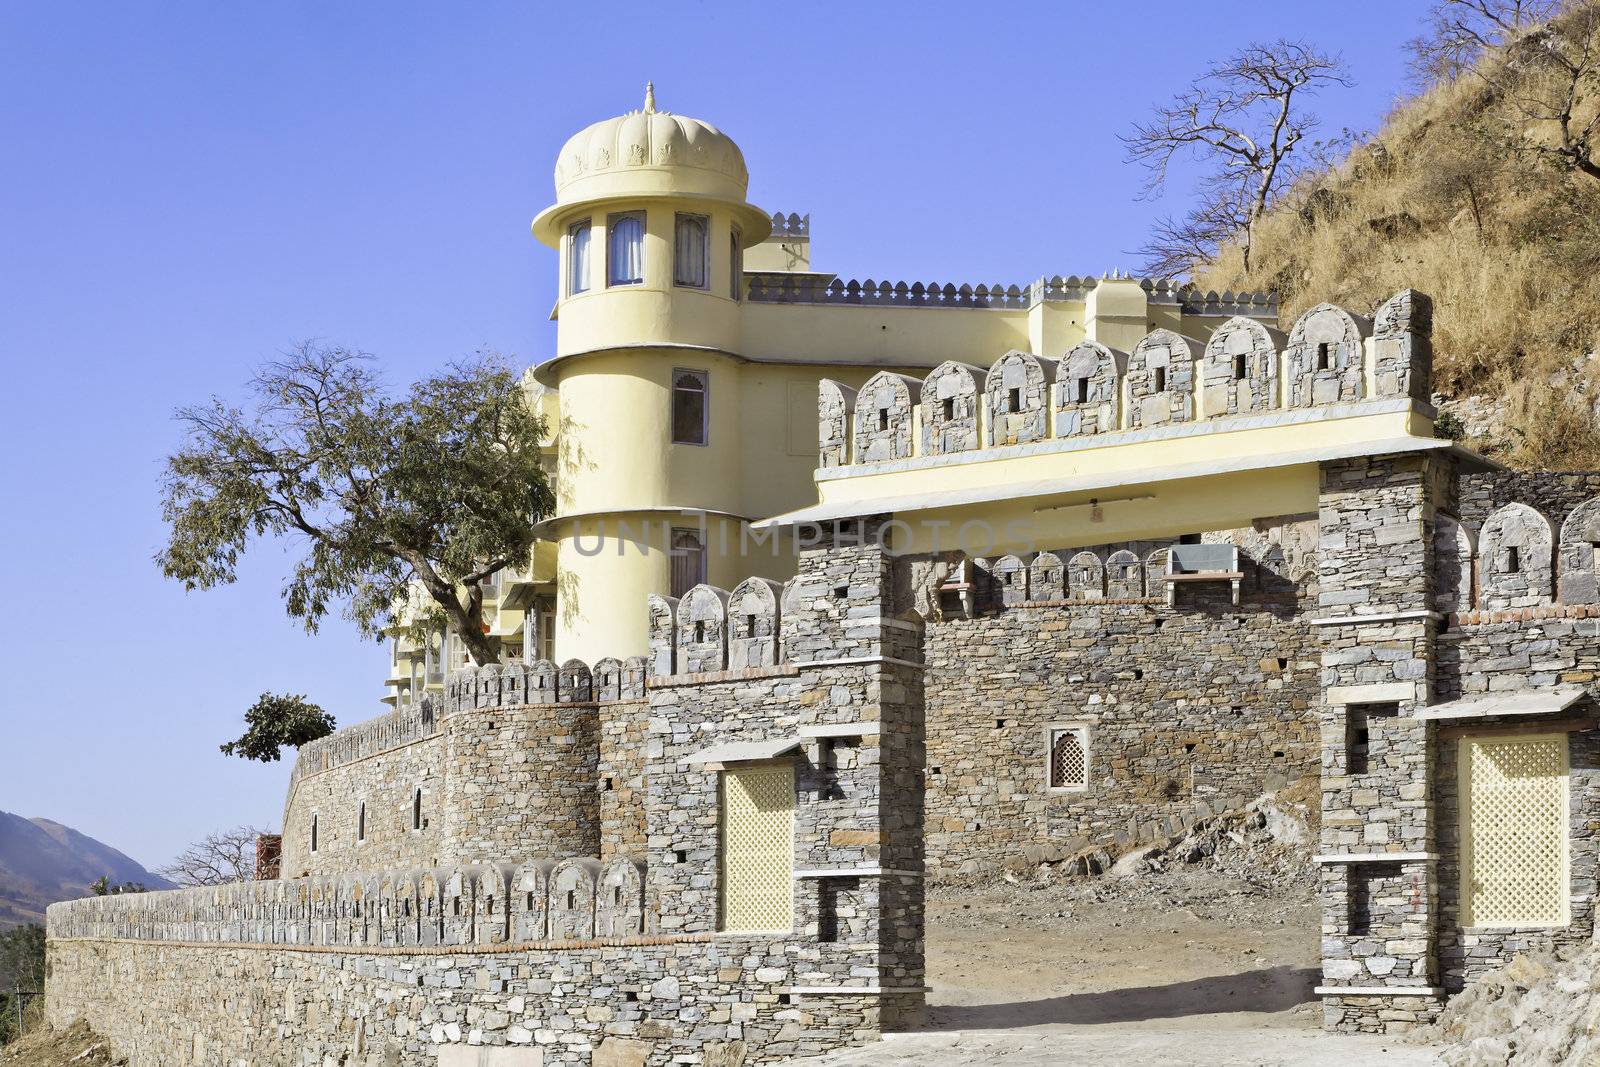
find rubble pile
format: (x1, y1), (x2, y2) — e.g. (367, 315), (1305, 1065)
(1419, 948), (1600, 1067)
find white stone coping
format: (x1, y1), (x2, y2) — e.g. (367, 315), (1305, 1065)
(681, 737), (802, 765)
(791, 655), (925, 670)
(1314, 986), (1446, 997)
(1310, 610), (1441, 627)
(798, 723), (881, 739)
(1410, 685), (1588, 721)
(785, 986), (931, 995)
(814, 398), (1426, 481)
(757, 436), (1489, 529)
(1325, 682), (1417, 706)
(792, 867), (922, 879)
(1313, 852), (1435, 864)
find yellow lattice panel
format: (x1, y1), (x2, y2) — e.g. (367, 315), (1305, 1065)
(720, 762), (795, 931)
(1461, 733), (1569, 928)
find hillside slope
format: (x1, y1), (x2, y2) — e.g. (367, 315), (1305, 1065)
(0, 811), (172, 927)
(1194, 3), (1600, 467)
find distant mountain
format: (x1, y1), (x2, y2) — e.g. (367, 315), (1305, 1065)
(0, 811), (174, 927)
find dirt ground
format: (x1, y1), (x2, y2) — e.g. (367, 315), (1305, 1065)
(0, 1019), (125, 1066)
(800, 864), (1446, 1066)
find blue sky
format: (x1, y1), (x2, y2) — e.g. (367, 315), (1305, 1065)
(0, 1), (1429, 869)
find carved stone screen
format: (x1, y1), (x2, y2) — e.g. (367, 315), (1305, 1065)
(720, 762), (795, 932)
(1460, 733), (1569, 928)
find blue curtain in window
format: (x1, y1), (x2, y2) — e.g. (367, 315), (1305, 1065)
(568, 221), (591, 294)
(609, 214), (644, 285)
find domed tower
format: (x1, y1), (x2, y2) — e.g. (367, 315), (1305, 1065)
(530, 86), (778, 663)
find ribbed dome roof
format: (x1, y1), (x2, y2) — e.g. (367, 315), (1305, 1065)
(552, 84), (748, 205)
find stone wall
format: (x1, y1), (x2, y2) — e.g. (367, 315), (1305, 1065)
(46, 934), (874, 1067)
(922, 578), (1317, 875)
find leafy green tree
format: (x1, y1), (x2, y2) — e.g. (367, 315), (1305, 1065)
(219, 695), (335, 763)
(158, 346), (553, 667)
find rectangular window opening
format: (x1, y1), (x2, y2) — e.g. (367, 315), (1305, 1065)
(1007, 387), (1021, 413)
(673, 213), (709, 288)
(730, 227), (743, 301)
(1507, 546), (1522, 574)
(877, 408), (889, 431)
(1233, 354), (1247, 380)
(1346, 703), (1397, 775)
(1316, 342), (1331, 371)
(606, 211), (644, 286)
(670, 528), (706, 598)
(1348, 862), (1402, 936)
(941, 397), (955, 421)
(671, 368), (708, 445)
(1075, 377), (1089, 404)
(745, 614), (757, 639)
(567, 219), (592, 296)
(1154, 366), (1167, 393)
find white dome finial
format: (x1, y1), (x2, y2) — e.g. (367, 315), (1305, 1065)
(644, 82), (656, 114)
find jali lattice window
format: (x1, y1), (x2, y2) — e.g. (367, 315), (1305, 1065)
(1048, 725), (1089, 791)
(720, 762), (795, 931)
(1461, 733), (1569, 927)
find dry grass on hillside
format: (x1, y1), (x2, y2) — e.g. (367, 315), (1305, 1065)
(1194, 4), (1600, 467)
(0, 1020), (125, 1067)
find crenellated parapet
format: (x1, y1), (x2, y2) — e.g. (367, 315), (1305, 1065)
(817, 291), (1432, 469)
(46, 855), (648, 949)
(746, 270), (1275, 315)
(439, 656), (647, 714)
(652, 576), (789, 677)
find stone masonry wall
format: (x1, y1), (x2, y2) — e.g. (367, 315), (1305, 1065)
(440, 700), (601, 863)
(922, 581), (1318, 876)
(47, 934), (875, 1067)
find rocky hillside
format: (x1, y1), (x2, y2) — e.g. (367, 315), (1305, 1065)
(1194, 1), (1600, 468)
(0, 812), (172, 927)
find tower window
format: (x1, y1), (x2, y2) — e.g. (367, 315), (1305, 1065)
(1154, 366), (1167, 392)
(674, 213), (709, 289)
(730, 227), (743, 301)
(607, 212), (644, 286)
(672, 369), (708, 445)
(357, 803), (366, 842)
(1007, 388), (1021, 413)
(310, 814), (318, 853)
(413, 788), (423, 831)
(670, 528), (706, 598)
(567, 219), (591, 296)
(1316, 342), (1331, 371)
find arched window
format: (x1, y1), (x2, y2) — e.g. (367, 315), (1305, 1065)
(1047, 726), (1089, 791)
(674, 213), (708, 288)
(567, 219), (591, 295)
(672, 369), (708, 445)
(607, 212), (644, 286)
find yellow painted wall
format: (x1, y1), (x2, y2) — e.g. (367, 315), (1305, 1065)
(878, 464), (1319, 557)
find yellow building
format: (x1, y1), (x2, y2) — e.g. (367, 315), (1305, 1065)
(383, 85), (1336, 703)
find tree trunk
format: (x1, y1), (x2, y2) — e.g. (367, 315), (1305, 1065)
(457, 622), (502, 667)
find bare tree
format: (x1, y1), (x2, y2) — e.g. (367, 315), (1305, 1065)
(1407, 0), (1563, 85)
(1123, 40), (1351, 275)
(1498, 3), (1600, 181)
(156, 826), (270, 887)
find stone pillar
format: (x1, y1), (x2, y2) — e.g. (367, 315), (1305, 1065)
(1315, 454), (1446, 1032)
